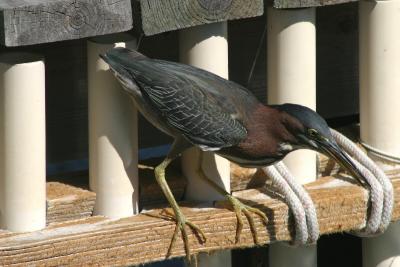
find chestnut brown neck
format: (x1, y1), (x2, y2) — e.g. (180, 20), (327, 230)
(218, 104), (305, 167)
(237, 104), (302, 158)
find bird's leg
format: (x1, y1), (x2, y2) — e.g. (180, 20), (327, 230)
(154, 157), (206, 262)
(195, 152), (268, 244)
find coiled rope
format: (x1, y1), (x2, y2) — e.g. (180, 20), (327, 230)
(262, 128), (394, 244)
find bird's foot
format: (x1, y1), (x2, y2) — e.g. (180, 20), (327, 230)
(225, 194), (268, 244)
(165, 209), (206, 262)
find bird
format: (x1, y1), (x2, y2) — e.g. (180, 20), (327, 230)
(100, 47), (367, 261)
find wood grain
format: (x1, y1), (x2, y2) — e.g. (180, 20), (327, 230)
(135, 0), (263, 35)
(47, 182), (96, 224)
(271, 0), (358, 9)
(0, 0), (133, 46)
(1, 176), (399, 266)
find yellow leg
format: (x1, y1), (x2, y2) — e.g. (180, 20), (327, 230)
(155, 158), (206, 262)
(196, 152), (268, 244)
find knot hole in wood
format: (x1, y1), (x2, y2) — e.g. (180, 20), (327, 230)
(65, 2), (91, 32)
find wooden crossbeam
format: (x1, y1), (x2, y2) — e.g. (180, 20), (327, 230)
(0, 0), (133, 46)
(47, 182), (95, 224)
(134, 0), (263, 35)
(1, 176), (399, 266)
(270, 0), (357, 9)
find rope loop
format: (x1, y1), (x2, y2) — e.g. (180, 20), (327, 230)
(331, 129), (393, 236)
(261, 128), (394, 244)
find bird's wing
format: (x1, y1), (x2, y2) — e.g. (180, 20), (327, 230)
(125, 58), (259, 150)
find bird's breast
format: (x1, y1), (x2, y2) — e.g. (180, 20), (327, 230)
(217, 146), (283, 168)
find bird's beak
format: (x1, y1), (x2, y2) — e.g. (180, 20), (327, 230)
(318, 139), (367, 187)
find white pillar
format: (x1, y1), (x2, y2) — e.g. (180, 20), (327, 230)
(179, 22), (231, 267)
(359, 1), (400, 266)
(0, 53), (46, 231)
(88, 34), (139, 219)
(267, 7), (317, 267)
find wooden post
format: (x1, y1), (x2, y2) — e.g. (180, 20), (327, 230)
(267, 7), (317, 267)
(87, 34), (139, 219)
(359, 1), (400, 266)
(0, 53), (46, 231)
(179, 22), (232, 266)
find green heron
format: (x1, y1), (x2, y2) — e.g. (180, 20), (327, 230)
(100, 47), (368, 260)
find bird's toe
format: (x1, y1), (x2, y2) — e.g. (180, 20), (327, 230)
(166, 211), (206, 263)
(225, 195), (268, 244)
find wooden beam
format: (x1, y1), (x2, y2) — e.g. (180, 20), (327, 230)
(47, 182), (95, 224)
(135, 0), (264, 36)
(270, 0), (357, 9)
(0, 0), (133, 47)
(1, 176), (399, 266)
(46, 167), (186, 223)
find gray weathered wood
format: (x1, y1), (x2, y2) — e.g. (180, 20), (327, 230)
(135, 0), (264, 35)
(271, 0), (357, 9)
(0, 0), (133, 47)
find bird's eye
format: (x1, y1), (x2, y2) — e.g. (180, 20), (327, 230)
(308, 128), (319, 138)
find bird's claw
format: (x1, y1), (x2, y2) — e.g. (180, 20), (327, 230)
(225, 195), (268, 244)
(165, 210), (206, 262)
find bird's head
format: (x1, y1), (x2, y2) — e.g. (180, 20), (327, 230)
(276, 103), (364, 184)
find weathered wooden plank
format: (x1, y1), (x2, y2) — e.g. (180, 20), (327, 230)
(46, 182), (96, 224)
(0, 0), (133, 47)
(135, 0), (264, 36)
(0, 176), (399, 266)
(270, 0), (358, 9)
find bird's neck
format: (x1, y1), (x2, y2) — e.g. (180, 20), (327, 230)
(237, 104), (299, 158)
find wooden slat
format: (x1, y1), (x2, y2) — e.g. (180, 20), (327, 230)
(0, 0), (133, 47)
(1, 176), (399, 266)
(47, 182), (96, 224)
(270, 0), (358, 9)
(135, 0), (264, 36)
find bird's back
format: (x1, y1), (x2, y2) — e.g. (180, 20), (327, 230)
(103, 48), (261, 151)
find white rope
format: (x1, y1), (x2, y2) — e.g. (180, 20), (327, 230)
(331, 129), (394, 235)
(274, 162), (319, 243)
(262, 165), (309, 245)
(261, 128), (394, 244)
(347, 159), (383, 234)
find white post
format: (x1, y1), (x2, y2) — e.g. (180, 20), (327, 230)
(88, 34), (139, 219)
(0, 53), (46, 231)
(179, 22), (232, 267)
(267, 7), (317, 267)
(359, 1), (400, 266)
